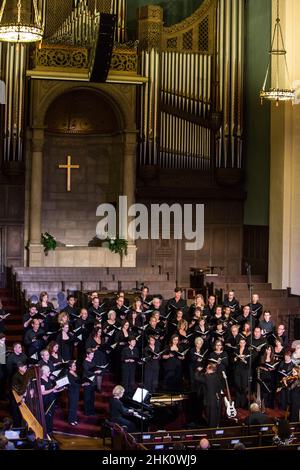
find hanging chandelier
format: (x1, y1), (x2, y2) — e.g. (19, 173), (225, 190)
(260, 0), (295, 106)
(0, 0), (44, 43)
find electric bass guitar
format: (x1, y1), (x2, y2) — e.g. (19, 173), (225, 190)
(222, 371), (237, 418)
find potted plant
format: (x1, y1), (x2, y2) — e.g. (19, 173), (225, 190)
(41, 232), (57, 255)
(106, 236), (128, 264)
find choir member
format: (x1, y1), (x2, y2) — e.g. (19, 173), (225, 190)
(203, 295), (216, 320)
(40, 365), (60, 435)
(240, 321), (252, 345)
(67, 361), (81, 425)
(208, 340), (229, 380)
(194, 317), (211, 350)
(211, 321), (227, 344)
(23, 319), (46, 359)
(274, 338), (285, 363)
(277, 351), (295, 411)
(86, 326), (107, 391)
(82, 349), (101, 416)
(61, 295), (78, 325)
(37, 292), (56, 332)
(237, 305), (251, 328)
(250, 327), (267, 370)
(248, 293), (263, 323)
(38, 349), (54, 373)
(23, 304), (40, 331)
(56, 323), (75, 361)
(112, 295), (129, 321)
(259, 345), (278, 408)
(88, 296), (105, 322)
(223, 289), (240, 317)
(140, 286), (153, 308)
(127, 309), (144, 335)
(162, 334), (185, 392)
(189, 337), (206, 390)
(233, 338), (250, 409)
(289, 366), (300, 422)
(209, 306), (223, 328)
(276, 324), (288, 349)
(47, 341), (63, 366)
(115, 320), (131, 348)
(188, 294), (205, 320)
(166, 287), (187, 319)
(259, 311), (275, 338)
(144, 336), (160, 393)
(121, 337), (139, 396)
(6, 343), (27, 381)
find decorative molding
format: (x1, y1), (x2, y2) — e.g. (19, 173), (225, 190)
(33, 45), (89, 70)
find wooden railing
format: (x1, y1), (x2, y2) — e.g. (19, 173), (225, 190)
(6, 266), (28, 316)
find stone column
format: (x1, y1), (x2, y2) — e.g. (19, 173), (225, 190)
(121, 130), (137, 267)
(28, 127), (45, 266)
(268, 0), (300, 294)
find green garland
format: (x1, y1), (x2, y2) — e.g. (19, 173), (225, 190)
(41, 232), (57, 255)
(107, 236), (128, 257)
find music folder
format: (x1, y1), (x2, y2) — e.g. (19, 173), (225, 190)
(56, 375), (69, 388)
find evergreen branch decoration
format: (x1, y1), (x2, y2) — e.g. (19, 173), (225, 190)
(106, 236), (128, 258)
(41, 232), (57, 255)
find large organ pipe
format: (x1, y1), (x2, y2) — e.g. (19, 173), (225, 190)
(237, 0), (244, 169)
(231, 0), (237, 168)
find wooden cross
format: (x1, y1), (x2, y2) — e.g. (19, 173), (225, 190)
(58, 155), (80, 192)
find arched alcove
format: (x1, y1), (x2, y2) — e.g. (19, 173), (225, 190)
(42, 88), (123, 247)
(45, 89), (121, 135)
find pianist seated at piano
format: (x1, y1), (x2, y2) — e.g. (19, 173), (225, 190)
(109, 385), (137, 432)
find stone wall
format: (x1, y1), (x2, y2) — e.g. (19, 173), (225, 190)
(42, 133), (123, 246)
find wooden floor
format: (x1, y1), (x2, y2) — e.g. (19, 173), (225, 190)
(53, 433), (111, 450)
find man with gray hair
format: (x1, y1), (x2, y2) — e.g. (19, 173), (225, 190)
(244, 402), (273, 425)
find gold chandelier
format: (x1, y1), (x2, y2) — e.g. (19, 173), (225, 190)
(260, 0), (295, 106)
(0, 0), (44, 43)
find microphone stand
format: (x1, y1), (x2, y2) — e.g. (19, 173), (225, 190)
(246, 263), (253, 425)
(139, 310), (146, 438)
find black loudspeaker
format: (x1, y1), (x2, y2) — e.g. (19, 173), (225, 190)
(294, 318), (300, 340)
(89, 13), (117, 83)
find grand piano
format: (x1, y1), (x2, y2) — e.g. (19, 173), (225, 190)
(123, 390), (189, 430)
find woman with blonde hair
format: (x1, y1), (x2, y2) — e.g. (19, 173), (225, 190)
(188, 294), (205, 319)
(189, 337), (206, 388)
(109, 385), (136, 432)
(57, 311), (69, 327)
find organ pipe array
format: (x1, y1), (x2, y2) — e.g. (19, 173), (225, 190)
(138, 0), (245, 171)
(48, 0), (126, 45)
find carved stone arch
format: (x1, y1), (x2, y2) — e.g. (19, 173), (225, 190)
(33, 81), (136, 132)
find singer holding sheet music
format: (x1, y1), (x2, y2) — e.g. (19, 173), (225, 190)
(233, 338), (250, 409)
(259, 345), (278, 408)
(67, 361), (81, 425)
(162, 334), (184, 392)
(144, 336), (160, 393)
(82, 349), (102, 416)
(56, 323), (75, 361)
(40, 365), (60, 435)
(121, 337), (139, 396)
